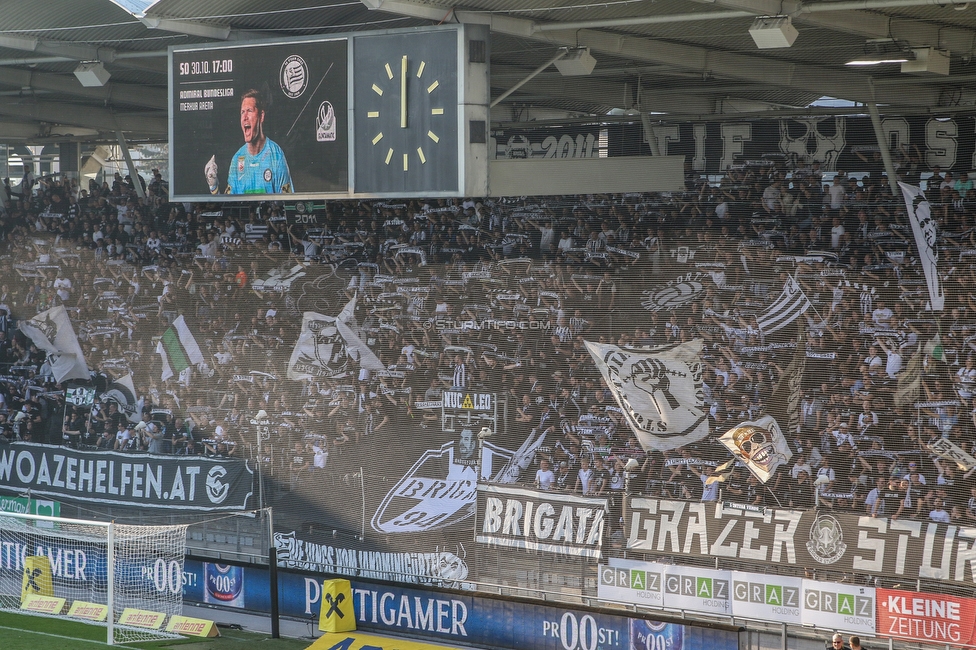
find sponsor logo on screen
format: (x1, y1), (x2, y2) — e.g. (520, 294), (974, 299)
(317, 101), (336, 142)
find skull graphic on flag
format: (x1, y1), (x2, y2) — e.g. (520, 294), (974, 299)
(719, 414), (792, 483)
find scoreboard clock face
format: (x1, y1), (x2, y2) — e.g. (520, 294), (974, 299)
(353, 29), (460, 195)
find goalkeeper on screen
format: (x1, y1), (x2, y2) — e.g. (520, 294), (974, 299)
(205, 89), (294, 195)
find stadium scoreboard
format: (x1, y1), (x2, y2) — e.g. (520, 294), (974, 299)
(169, 24), (488, 201)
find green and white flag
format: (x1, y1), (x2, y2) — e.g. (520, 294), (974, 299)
(924, 331), (944, 361)
(156, 315), (204, 381)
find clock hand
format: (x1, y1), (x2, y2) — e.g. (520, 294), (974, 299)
(400, 55), (407, 129)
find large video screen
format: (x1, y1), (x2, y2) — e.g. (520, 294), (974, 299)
(170, 38), (348, 200)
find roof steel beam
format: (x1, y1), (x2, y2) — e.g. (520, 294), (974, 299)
(361, 0), (944, 107)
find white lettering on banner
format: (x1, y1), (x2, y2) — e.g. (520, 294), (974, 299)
(887, 617), (962, 642)
(885, 594), (960, 619)
(541, 613), (620, 648)
(615, 115), (976, 173)
(720, 123), (752, 172)
(627, 498), (801, 563)
(276, 531), (469, 586)
(481, 497), (604, 549)
(477, 485), (607, 558)
(350, 588), (468, 636)
(926, 117), (958, 168)
(0, 542), (87, 580)
(0, 444), (249, 509)
(692, 123), (706, 171)
(624, 496), (976, 587)
(442, 392), (493, 410)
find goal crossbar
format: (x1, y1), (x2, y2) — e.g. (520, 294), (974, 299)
(0, 510), (187, 645)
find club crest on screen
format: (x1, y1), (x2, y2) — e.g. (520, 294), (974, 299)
(279, 55), (308, 98)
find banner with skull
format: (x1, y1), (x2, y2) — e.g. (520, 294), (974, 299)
(719, 414), (792, 484)
(584, 339), (708, 452)
(287, 298), (385, 380)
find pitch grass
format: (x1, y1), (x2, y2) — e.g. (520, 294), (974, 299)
(0, 610), (312, 649)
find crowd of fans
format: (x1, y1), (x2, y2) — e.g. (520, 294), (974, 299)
(0, 156), (972, 526)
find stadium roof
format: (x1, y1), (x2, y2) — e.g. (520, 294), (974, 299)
(2, 0), (976, 142)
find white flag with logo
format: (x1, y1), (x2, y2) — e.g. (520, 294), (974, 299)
(585, 339), (708, 452)
(18, 304), (89, 383)
(719, 415), (792, 484)
(899, 181), (944, 311)
(101, 373), (142, 424)
(287, 297), (385, 380)
(756, 276), (811, 333)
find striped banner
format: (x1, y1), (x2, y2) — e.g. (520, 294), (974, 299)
(756, 276), (811, 333)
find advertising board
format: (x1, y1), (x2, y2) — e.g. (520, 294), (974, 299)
(179, 559), (738, 650)
(876, 588), (976, 646)
(597, 559), (873, 634)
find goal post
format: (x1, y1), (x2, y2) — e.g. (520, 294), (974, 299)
(0, 510), (188, 645)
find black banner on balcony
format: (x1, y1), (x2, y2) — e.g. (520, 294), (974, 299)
(503, 114), (976, 175)
(625, 496), (976, 587)
(0, 443), (254, 510)
(476, 484), (609, 558)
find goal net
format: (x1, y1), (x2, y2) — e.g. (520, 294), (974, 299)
(0, 510), (188, 645)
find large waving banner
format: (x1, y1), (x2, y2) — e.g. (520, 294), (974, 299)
(288, 298), (385, 380)
(900, 182), (945, 311)
(18, 305), (90, 383)
(585, 339), (708, 451)
(0, 443), (253, 510)
(625, 496), (976, 589)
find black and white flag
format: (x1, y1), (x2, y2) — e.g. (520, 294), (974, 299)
(585, 339), (708, 451)
(287, 297), (385, 380)
(899, 181), (944, 311)
(18, 305), (90, 383)
(100, 373), (142, 423)
(757, 276), (811, 333)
